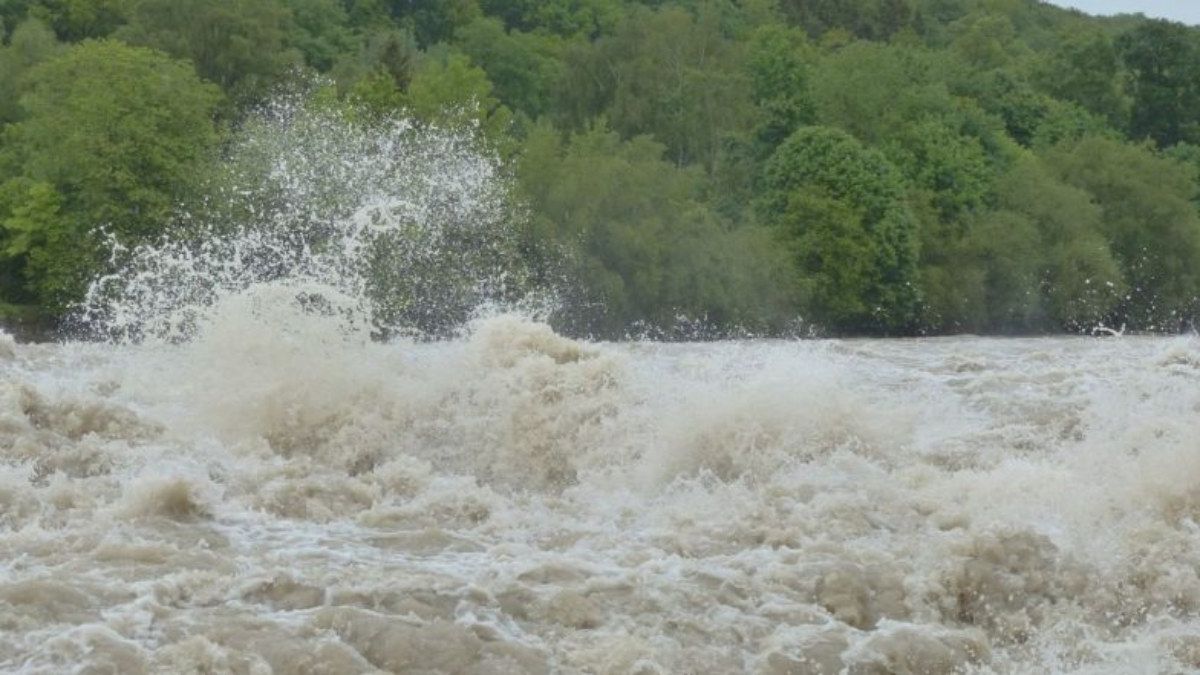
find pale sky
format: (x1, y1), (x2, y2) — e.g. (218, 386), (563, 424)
(1047, 1), (1200, 25)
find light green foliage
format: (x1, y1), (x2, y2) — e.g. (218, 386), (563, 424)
(591, 4), (755, 172)
(347, 68), (407, 116)
(810, 41), (1002, 226)
(887, 116), (991, 222)
(0, 177), (85, 308)
(117, 0), (299, 99)
(0, 40), (221, 310)
(811, 41), (956, 145)
(761, 126), (920, 333)
(518, 122), (791, 337)
(745, 23), (814, 152)
(403, 51), (512, 141)
(1165, 142), (1200, 205)
(1028, 98), (1116, 148)
(0, 179), (60, 259)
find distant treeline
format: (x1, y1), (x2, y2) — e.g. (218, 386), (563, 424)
(3, 0), (1200, 337)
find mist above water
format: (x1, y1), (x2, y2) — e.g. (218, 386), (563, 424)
(3, 101), (1200, 674)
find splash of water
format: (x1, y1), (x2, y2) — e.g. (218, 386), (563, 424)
(76, 94), (530, 343)
(12, 93), (1200, 675)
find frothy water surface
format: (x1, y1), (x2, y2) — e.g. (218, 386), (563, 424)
(6, 101), (1200, 673)
(3, 324), (1200, 674)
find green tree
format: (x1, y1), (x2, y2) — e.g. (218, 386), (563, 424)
(453, 18), (564, 119)
(21, 0), (131, 40)
(809, 41), (1005, 246)
(518, 122), (791, 336)
(402, 51), (512, 141)
(0, 40), (221, 311)
(810, 41), (970, 148)
(761, 126), (921, 333)
(1118, 19), (1200, 147)
(117, 0), (299, 100)
(282, 0), (359, 72)
(390, 0), (480, 48)
(1044, 136), (1200, 329)
(918, 154), (1127, 333)
(349, 28), (417, 90)
(334, 29), (415, 111)
(1036, 23), (1128, 128)
(948, 12), (1021, 70)
(478, 0), (623, 37)
(745, 23), (815, 153)
(0, 18), (61, 125)
(1001, 159), (1125, 330)
(980, 158), (1123, 331)
(587, 4), (755, 172)
(887, 115), (991, 223)
(778, 0), (915, 41)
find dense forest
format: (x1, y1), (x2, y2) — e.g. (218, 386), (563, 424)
(2, 0), (1200, 338)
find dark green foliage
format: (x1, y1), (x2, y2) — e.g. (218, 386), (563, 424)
(477, 0), (623, 37)
(18, 0), (131, 41)
(1036, 23), (1128, 127)
(283, 0), (359, 71)
(116, 0), (299, 99)
(0, 18), (61, 125)
(918, 155), (1125, 333)
(779, 0), (915, 41)
(454, 18), (564, 119)
(988, 157), (1123, 330)
(1118, 19), (1200, 147)
(335, 28), (417, 97)
(391, 0), (481, 48)
(761, 126), (920, 333)
(949, 12), (1017, 68)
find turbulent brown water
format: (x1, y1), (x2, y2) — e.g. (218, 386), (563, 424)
(4, 325), (1200, 674)
(5, 101), (1200, 673)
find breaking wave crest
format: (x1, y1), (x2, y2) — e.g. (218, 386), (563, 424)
(77, 96), (529, 343)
